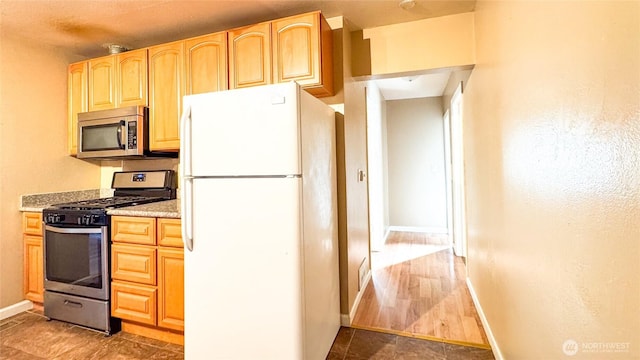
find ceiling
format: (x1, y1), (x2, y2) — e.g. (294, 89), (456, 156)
(373, 71), (452, 100)
(1, 0), (475, 100)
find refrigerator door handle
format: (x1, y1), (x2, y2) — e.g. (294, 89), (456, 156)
(181, 176), (194, 251)
(180, 101), (194, 251)
(180, 103), (192, 177)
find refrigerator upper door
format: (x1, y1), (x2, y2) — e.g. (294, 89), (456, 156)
(182, 82), (301, 177)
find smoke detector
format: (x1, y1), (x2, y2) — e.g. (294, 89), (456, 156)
(399, 0), (416, 10)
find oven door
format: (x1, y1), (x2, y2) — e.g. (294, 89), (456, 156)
(43, 225), (110, 300)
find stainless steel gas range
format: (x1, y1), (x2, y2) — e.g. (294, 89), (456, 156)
(42, 170), (176, 334)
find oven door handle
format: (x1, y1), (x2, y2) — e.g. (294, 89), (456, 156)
(45, 225), (103, 234)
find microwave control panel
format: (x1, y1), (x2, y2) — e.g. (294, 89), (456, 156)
(127, 121), (137, 148)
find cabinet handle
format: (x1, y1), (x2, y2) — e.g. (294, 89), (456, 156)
(117, 120), (126, 149)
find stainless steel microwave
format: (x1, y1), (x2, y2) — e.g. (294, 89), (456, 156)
(77, 106), (148, 159)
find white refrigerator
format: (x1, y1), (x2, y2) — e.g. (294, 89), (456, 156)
(180, 82), (340, 360)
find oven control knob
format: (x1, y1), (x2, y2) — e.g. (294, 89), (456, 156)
(47, 214), (64, 224)
(91, 215), (101, 224)
(81, 215), (92, 225)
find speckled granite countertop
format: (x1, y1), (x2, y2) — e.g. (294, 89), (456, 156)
(19, 189), (113, 212)
(107, 199), (180, 219)
(20, 190), (180, 218)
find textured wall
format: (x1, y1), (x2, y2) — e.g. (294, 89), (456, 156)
(464, 1), (640, 358)
(0, 33), (100, 309)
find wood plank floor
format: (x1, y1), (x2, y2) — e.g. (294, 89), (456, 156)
(352, 231), (490, 347)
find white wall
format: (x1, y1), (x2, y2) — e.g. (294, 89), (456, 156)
(365, 83), (388, 251)
(385, 97), (447, 231)
(465, 1), (640, 358)
(0, 33), (101, 308)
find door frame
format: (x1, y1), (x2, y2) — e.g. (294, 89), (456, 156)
(450, 82), (467, 258)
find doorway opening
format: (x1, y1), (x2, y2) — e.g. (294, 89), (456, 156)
(351, 68), (487, 346)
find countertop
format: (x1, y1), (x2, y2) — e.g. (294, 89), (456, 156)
(107, 199), (180, 219)
(20, 190), (180, 219)
(19, 189), (110, 212)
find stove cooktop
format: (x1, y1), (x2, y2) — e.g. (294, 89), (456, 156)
(44, 170), (177, 226)
(50, 196), (165, 210)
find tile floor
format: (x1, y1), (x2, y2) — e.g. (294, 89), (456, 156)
(0, 311), (183, 360)
(328, 327), (494, 360)
(1, 310), (494, 359)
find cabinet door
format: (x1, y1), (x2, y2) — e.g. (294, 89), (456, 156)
(111, 216), (156, 245)
(24, 235), (43, 303)
(185, 32), (228, 95)
(116, 49), (148, 107)
(157, 248), (184, 331)
(272, 11), (333, 97)
(229, 22), (272, 89)
(111, 281), (157, 325)
(88, 55), (116, 111)
(68, 61), (87, 155)
(149, 42), (184, 151)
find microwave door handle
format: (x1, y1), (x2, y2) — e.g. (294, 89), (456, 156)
(117, 120), (126, 149)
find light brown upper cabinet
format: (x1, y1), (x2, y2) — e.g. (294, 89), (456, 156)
(272, 11), (333, 97)
(68, 61), (87, 155)
(148, 41), (184, 152)
(88, 49), (148, 112)
(88, 55), (116, 111)
(229, 22), (272, 89)
(116, 49), (148, 107)
(185, 32), (228, 95)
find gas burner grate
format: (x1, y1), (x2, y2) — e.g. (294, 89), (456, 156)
(53, 196), (164, 210)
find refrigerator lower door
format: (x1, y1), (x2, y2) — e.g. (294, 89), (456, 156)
(185, 177), (304, 360)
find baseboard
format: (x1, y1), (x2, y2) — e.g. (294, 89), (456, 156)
(466, 278), (503, 360)
(340, 314), (351, 326)
(0, 300), (33, 320)
(340, 269), (372, 326)
(121, 321), (184, 345)
(388, 226), (449, 234)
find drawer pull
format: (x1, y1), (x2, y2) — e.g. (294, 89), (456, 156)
(64, 300), (84, 308)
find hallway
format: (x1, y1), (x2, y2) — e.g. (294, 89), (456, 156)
(352, 232), (490, 347)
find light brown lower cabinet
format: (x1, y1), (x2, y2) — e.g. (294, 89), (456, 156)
(24, 235), (44, 303)
(157, 247), (184, 331)
(111, 217), (184, 338)
(23, 212), (43, 303)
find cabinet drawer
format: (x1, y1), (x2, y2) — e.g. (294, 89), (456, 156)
(111, 281), (157, 325)
(112, 244), (157, 285)
(112, 216), (156, 245)
(23, 212), (43, 236)
(157, 218), (183, 248)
